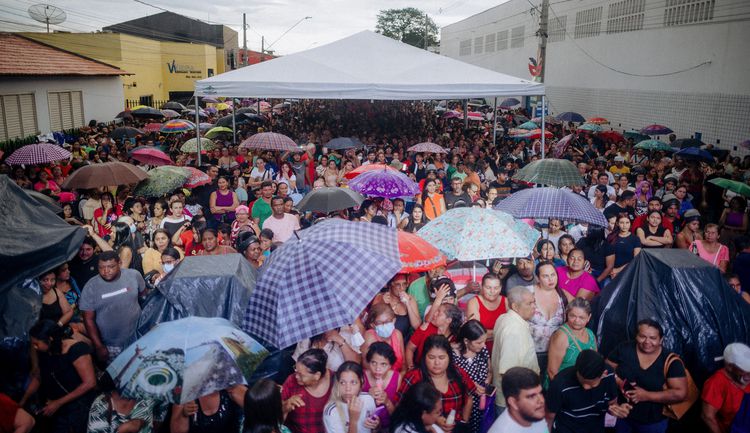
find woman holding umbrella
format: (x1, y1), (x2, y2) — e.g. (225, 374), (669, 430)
(282, 349), (334, 433)
(171, 386), (245, 433)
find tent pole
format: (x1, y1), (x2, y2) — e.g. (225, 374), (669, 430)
(541, 95), (546, 159)
(492, 96), (498, 148)
(196, 95), (202, 167)
(232, 100), (236, 145)
(463, 99), (468, 130)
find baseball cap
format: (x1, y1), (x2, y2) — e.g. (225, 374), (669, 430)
(614, 156), (625, 162)
(724, 343), (750, 372)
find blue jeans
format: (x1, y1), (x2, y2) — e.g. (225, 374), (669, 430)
(615, 418), (668, 433)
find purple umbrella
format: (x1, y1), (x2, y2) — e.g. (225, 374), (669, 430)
(640, 124), (673, 135)
(6, 143), (71, 165)
(494, 187), (607, 226)
(555, 112), (586, 123)
(348, 168), (421, 198)
(407, 142), (448, 154)
(442, 110), (462, 119)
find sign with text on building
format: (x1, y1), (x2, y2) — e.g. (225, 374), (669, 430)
(166, 60), (202, 79)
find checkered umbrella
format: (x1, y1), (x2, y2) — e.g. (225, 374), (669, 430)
(348, 168), (421, 198)
(242, 219), (401, 348)
(494, 187), (607, 226)
(6, 143), (71, 165)
(240, 132), (299, 152)
(407, 142), (448, 154)
(512, 158), (585, 187)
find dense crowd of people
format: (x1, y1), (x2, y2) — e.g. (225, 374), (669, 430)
(0, 99), (749, 433)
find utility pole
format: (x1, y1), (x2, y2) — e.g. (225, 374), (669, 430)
(260, 36), (265, 63)
(538, 0), (549, 83)
(242, 13), (248, 66)
(424, 12), (428, 49)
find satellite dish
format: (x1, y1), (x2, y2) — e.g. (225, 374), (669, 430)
(28, 4), (67, 33)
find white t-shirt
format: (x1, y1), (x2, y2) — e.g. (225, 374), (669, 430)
(262, 213), (300, 243)
(250, 166), (274, 181)
(487, 410), (549, 433)
(393, 424), (445, 433)
(323, 394), (376, 433)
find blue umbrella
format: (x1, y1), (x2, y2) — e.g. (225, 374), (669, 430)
(242, 219), (401, 348)
(555, 112), (586, 123)
(675, 147), (714, 163)
(494, 187), (608, 226)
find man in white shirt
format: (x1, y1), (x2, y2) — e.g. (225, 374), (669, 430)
(492, 286), (540, 410)
(262, 196), (300, 243)
(587, 172), (616, 201)
(488, 367), (548, 433)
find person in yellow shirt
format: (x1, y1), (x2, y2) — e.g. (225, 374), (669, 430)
(609, 156), (631, 176)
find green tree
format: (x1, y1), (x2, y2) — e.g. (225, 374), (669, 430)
(375, 8), (439, 49)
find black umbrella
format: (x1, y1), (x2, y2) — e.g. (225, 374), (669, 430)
(236, 107), (258, 115)
(110, 126), (144, 140)
(24, 190), (62, 213)
(115, 111), (134, 120)
(131, 107), (165, 119)
(296, 187), (364, 213)
(242, 113), (266, 123)
(161, 101), (187, 111)
(325, 137), (365, 150)
(673, 138), (706, 149)
(215, 113), (264, 127)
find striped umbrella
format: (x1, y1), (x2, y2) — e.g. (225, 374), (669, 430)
(131, 147), (172, 166)
(161, 120), (196, 134)
(407, 142), (448, 154)
(640, 124), (673, 135)
(6, 143), (71, 165)
(512, 158), (585, 187)
(240, 132), (299, 152)
(494, 187), (608, 226)
(180, 138), (216, 153)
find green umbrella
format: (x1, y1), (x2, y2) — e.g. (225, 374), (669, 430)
(517, 121), (538, 130)
(634, 139), (673, 152)
(708, 178), (750, 197)
(134, 165), (190, 197)
(512, 158), (585, 187)
(205, 127), (234, 139)
(180, 138), (216, 153)
(578, 123), (603, 132)
(624, 130), (650, 142)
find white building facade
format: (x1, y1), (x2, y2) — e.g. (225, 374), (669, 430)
(441, 0), (750, 153)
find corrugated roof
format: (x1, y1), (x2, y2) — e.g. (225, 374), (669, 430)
(0, 33), (130, 76)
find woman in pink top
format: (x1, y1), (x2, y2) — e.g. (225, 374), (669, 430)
(692, 223), (730, 273)
(361, 304), (405, 373)
(362, 342), (402, 425)
(556, 248), (599, 301)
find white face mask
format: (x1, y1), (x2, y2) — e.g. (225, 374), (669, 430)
(129, 224), (137, 234)
(375, 322), (395, 339)
(163, 263), (175, 273)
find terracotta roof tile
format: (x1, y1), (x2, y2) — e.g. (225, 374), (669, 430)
(0, 33), (130, 76)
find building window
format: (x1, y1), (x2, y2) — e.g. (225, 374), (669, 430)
(664, 0), (714, 26)
(474, 36), (484, 54)
(48, 91), (84, 132)
(485, 33), (496, 52)
(459, 39), (472, 56)
(497, 30), (509, 50)
(575, 6), (603, 38)
(549, 15), (567, 42)
(510, 26), (525, 48)
(0, 93), (38, 141)
(607, 0), (645, 33)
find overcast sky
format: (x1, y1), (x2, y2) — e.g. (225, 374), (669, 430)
(2, 0), (509, 55)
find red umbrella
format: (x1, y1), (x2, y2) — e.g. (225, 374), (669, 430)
(183, 167), (211, 188)
(587, 117), (610, 125)
(343, 163), (397, 180)
(599, 131), (625, 142)
(398, 231), (446, 273)
(131, 148), (172, 166)
(143, 123), (163, 133)
(522, 129), (554, 140)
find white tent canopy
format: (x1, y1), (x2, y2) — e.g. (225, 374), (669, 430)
(195, 30), (544, 100)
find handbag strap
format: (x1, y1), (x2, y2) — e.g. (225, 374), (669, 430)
(560, 325), (583, 352)
(662, 353), (682, 382)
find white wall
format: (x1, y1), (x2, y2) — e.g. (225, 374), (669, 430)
(0, 76), (124, 135)
(441, 0), (750, 153)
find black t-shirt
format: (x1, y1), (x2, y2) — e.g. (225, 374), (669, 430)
(607, 342), (686, 424)
(489, 179), (514, 199)
(547, 366), (618, 433)
(39, 341), (93, 400)
(640, 225), (667, 249)
(611, 234), (641, 268)
(603, 203), (635, 221)
(576, 240), (614, 274)
(69, 254), (99, 288)
(444, 191), (472, 209)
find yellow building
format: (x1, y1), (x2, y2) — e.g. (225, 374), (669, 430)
(22, 31), (227, 105)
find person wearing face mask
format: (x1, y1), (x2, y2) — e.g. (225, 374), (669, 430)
(152, 248), (182, 286)
(701, 343), (750, 433)
(361, 304), (405, 374)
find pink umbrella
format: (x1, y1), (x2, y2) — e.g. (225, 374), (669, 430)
(407, 142), (448, 154)
(442, 110), (462, 119)
(552, 134), (576, 158)
(6, 143), (71, 165)
(143, 123), (163, 133)
(131, 148), (172, 166)
(467, 111), (485, 121)
(183, 167), (211, 188)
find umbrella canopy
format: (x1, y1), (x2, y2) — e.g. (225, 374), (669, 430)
(325, 137), (365, 150)
(24, 189), (62, 213)
(407, 142), (448, 154)
(531, 115), (560, 125)
(131, 107), (165, 119)
(674, 147), (714, 163)
(143, 123), (163, 133)
(417, 207), (539, 261)
(108, 317), (268, 404)
(131, 148), (172, 166)
(578, 123), (603, 132)
(556, 112), (585, 122)
(517, 121), (538, 130)
(62, 162), (149, 189)
(623, 130), (650, 142)
(467, 111), (485, 121)
(115, 111), (134, 120)
(161, 101), (187, 111)
(640, 124), (673, 135)
(161, 120), (196, 134)
(236, 107), (258, 115)
(599, 131), (625, 142)
(499, 97), (520, 107)
(242, 219), (401, 348)
(348, 168), (421, 198)
(205, 127), (234, 139)
(552, 134), (576, 158)
(110, 127), (145, 140)
(184, 109), (209, 118)
(673, 138), (705, 149)
(161, 109), (181, 118)
(6, 143), (71, 165)
(215, 102), (231, 111)
(183, 167), (211, 188)
(398, 231), (446, 273)
(517, 129), (553, 140)
(241, 113), (267, 124)
(240, 132), (299, 152)
(199, 122), (214, 131)
(494, 187), (608, 226)
(740, 140), (750, 150)
(708, 178), (750, 197)
(296, 187), (364, 213)
(442, 110), (462, 119)
(134, 166), (190, 197)
(634, 140), (673, 152)
(343, 163), (397, 180)
(180, 137), (216, 153)
(587, 117), (609, 124)
(512, 158), (585, 187)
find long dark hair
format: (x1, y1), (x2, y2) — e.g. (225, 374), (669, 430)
(578, 225), (607, 251)
(405, 204), (427, 232)
(112, 222), (134, 251)
(29, 320), (66, 355)
(419, 334), (467, 395)
(389, 382), (441, 433)
(458, 320), (486, 354)
(243, 379), (283, 433)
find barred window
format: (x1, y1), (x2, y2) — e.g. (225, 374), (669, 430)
(664, 0), (715, 26)
(459, 39), (472, 56)
(510, 26), (525, 48)
(575, 6), (603, 38)
(607, 0), (645, 33)
(497, 30), (509, 50)
(548, 15), (567, 42)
